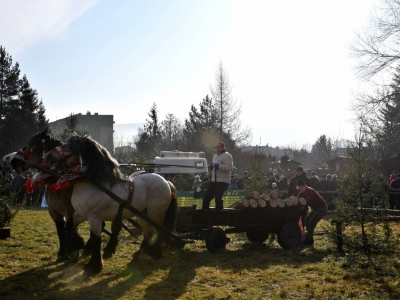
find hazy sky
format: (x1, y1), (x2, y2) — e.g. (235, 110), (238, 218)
(0, 0), (378, 148)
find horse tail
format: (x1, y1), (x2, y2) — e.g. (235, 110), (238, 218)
(163, 181), (178, 244)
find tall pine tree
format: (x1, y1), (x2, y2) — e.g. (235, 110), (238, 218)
(36, 99), (49, 130)
(371, 66), (400, 172)
(0, 46), (49, 155)
(183, 95), (234, 160)
(135, 103), (162, 160)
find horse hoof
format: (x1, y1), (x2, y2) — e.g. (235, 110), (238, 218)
(63, 259), (72, 266)
(103, 250), (113, 259)
(83, 262), (103, 274)
(81, 249), (92, 257)
(132, 249), (143, 259)
(56, 255), (69, 263)
(68, 250), (80, 264)
(139, 252), (154, 262)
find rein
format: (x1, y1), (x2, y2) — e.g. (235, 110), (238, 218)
(92, 182), (182, 242)
(19, 158), (184, 242)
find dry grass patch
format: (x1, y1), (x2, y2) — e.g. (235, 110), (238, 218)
(0, 208), (400, 299)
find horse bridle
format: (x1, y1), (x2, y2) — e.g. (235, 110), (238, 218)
(20, 138), (50, 163)
(50, 146), (87, 173)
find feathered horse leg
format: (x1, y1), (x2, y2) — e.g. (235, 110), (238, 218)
(65, 212), (85, 264)
(83, 215), (104, 274)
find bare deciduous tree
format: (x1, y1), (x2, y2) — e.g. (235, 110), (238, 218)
(351, 0), (400, 81)
(210, 61), (251, 146)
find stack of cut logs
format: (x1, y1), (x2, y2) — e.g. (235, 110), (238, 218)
(229, 191), (306, 209)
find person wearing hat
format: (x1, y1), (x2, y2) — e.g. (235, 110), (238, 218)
(228, 174), (238, 191)
(192, 175), (203, 199)
(237, 171), (250, 190)
(297, 179), (328, 246)
(317, 174), (329, 191)
(309, 171), (319, 189)
(389, 173), (400, 210)
(388, 170), (397, 186)
(202, 142), (233, 210)
(287, 166), (311, 197)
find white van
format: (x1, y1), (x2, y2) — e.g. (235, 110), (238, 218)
(154, 151), (208, 174)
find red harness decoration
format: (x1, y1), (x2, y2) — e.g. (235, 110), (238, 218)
(125, 181), (135, 208)
(50, 173), (81, 192)
(26, 173), (51, 191)
(22, 148), (36, 161)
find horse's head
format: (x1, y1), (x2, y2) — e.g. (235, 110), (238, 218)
(46, 135), (124, 185)
(11, 128), (62, 171)
(44, 142), (78, 172)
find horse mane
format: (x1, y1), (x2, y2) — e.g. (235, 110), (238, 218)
(67, 135), (124, 186)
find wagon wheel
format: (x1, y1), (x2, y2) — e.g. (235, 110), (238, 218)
(246, 229), (269, 244)
(277, 222), (301, 249)
(205, 228), (228, 252)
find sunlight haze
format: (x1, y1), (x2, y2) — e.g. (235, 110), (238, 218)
(0, 0), (378, 147)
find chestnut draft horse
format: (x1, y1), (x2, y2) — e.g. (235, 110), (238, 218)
(11, 129), (118, 263)
(45, 135), (178, 274)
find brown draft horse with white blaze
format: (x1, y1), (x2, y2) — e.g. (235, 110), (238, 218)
(11, 129), (117, 263)
(45, 135), (178, 274)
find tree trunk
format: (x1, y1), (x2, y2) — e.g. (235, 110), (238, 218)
(258, 199), (267, 208)
(261, 192), (270, 201)
(277, 198), (285, 208)
(290, 196), (299, 206)
(249, 199), (258, 208)
(270, 190), (279, 199)
(246, 191), (260, 200)
(0, 227), (11, 239)
(298, 197), (306, 206)
(284, 197), (293, 207)
(269, 198), (278, 208)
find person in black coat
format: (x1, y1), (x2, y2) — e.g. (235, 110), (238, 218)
(389, 173), (400, 210)
(309, 171), (320, 190)
(287, 166), (311, 197)
(318, 175), (329, 191)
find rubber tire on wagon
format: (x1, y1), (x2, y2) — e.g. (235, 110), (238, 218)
(277, 222), (302, 249)
(205, 228), (227, 252)
(246, 229), (269, 244)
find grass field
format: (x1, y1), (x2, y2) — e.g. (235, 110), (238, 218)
(1, 208), (400, 300)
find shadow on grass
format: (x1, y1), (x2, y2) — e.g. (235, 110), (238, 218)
(142, 242), (333, 299)
(0, 239), (331, 300)
(0, 256), (156, 300)
(2, 238), (398, 299)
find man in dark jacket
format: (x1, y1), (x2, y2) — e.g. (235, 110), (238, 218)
(309, 171), (319, 189)
(318, 175), (329, 191)
(237, 171), (250, 190)
(297, 179), (328, 246)
(11, 171), (26, 205)
(277, 175), (288, 191)
(287, 166), (311, 197)
(389, 173), (400, 210)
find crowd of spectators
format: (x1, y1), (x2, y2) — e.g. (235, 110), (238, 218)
(177, 166), (400, 210)
(1, 166), (43, 206)
(4, 162), (399, 210)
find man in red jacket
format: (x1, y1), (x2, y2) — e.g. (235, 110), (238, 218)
(297, 179), (328, 246)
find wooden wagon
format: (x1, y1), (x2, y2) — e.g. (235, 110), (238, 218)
(174, 203), (304, 252)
